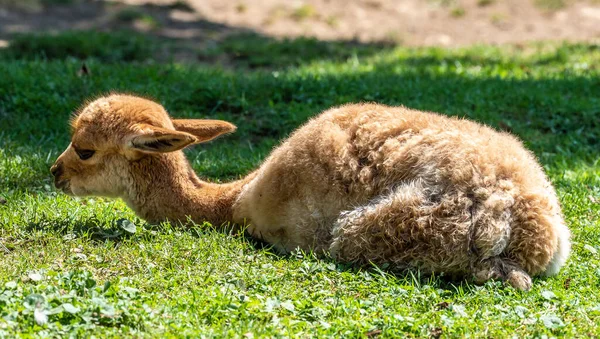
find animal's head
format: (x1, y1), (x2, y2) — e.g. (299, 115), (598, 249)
(50, 94), (236, 197)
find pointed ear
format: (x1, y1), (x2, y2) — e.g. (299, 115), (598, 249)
(127, 124), (198, 153)
(172, 119), (236, 143)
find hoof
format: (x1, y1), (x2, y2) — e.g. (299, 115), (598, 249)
(506, 270), (532, 291)
(472, 266), (503, 285)
(472, 258), (533, 291)
(472, 257), (504, 285)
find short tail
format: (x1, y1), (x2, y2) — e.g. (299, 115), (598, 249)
(541, 217), (571, 276)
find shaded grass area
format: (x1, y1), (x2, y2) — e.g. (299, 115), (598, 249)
(199, 32), (395, 68)
(0, 30), (156, 62)
(0, 0), (75, 11)
(0, 30), (394, 67)
(1, 35), (600, 337)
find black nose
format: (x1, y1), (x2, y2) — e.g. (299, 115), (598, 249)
(50, 162), (63, 178)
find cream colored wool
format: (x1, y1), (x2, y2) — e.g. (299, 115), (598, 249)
(51, 94), (571, 290)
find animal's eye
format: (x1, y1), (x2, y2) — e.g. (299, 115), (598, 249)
(75, 149), (95, 160)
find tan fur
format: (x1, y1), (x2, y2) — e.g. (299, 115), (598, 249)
(51, 94), (571, 290)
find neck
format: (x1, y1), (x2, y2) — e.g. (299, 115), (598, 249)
(124, 152), (253, 226)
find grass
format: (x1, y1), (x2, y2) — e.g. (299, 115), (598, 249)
(114, 7), (146, 22)
(1, 31), (600, 337)
(450, 6), (466, 18)
(477, 0), (495, 6)
(199, 32), (392, 68)
(1, 31), (155, 62)
(291, 4), (318, 21)
(0, 0), (75, 11)
(114, 7), (161, 30)
(534, 0), (567, 11)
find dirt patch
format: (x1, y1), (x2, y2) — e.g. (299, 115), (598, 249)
(179, 0), (600, 46)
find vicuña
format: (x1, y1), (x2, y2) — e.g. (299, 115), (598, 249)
(51, 94), (571, 290)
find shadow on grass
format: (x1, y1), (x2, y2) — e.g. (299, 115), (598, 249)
(198, 32), (394, 68)
(257, 246), (489, 294)
(21, 213), (275, 250)
(1, 30), (156, 62)
(0, 0), (394, 66)
(24, 217), (142, 244)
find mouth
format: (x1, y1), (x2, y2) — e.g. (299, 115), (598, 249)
(54, 179), (73, 195)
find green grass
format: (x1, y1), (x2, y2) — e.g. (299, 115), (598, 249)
(114, 7), (161, 30)
(450, 6), (466, 17)
(477, 0), (495, 6)
(1, 32), (599, 337)
(291, 4), (318, 21)
(114, 7), (147, 22)
(1, 31), (155, 62)
(199, 32), (392, 68)
(0, 0), (75, 11)
(534, 0), (567, 11)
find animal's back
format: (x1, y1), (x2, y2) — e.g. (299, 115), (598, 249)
(233, 103), (569, 286)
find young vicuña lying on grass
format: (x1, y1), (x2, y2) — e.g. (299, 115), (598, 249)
(51, 94), (570, 290)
